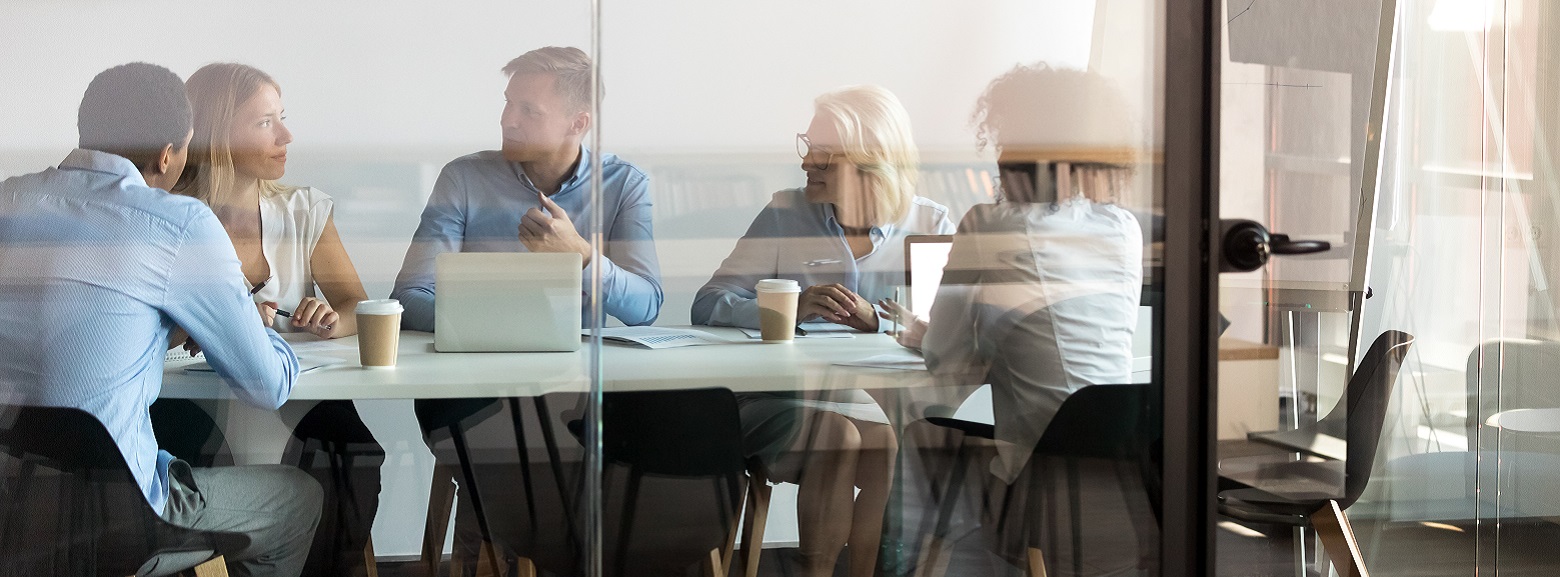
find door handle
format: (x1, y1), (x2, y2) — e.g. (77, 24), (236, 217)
(1220, 219), (1331, 273)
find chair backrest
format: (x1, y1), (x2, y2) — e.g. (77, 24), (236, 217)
(1032, 383), (1157, 460)
(600, 388), (746, 477)
(1337, 330), (1415, 507)
(0, 404), (248, 575)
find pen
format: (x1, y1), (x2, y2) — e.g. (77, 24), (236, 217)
(248, 279), (267, 296)
(272, 308), (334, 331)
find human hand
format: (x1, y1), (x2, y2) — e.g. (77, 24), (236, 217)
(291, 297), (341, 339)
(257, 301), (278, 328)
(799, 283), (878, 332)
(877, 299), (927, 350)
(519, 191), (592, 267)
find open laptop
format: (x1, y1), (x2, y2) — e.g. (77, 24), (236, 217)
(435, 252), (582, 352)
(904, 234), (954, 318)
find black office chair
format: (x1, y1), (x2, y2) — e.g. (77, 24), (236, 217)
(1217, 330), (1414, 577)
(557, 388), (756, 577)
(0, 404), (249, 577)
(914, 383), (1160, 577)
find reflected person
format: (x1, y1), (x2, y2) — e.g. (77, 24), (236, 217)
(0, 62), (318, 577)
(693, 85), (955, 577)
(887, 63), (1145, 569)
(159, 62), (381, 577)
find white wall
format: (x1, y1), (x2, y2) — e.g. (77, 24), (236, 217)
(0, 0), (1104, 559)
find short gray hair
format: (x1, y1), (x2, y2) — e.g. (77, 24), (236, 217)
(502, 46), (594, 112)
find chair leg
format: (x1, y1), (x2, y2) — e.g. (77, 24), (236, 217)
(191, 555), (229, 577)
(475, 541), (507, 577)
(1310, 500), (1369, 577)
(738, 475), (772, 577)
(422, 464), (458, 577)
(1025, 547), (1048, 577)
(514, 556), (536, 577)
(704, 547), (727, 577)
(1066, 458), (1083, 577)
(913, 533), (952, 577)
(364, 536), (380, 577)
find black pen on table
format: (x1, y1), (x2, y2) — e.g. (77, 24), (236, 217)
(272, 308), (334, 331)
(250, 279), (333, 330)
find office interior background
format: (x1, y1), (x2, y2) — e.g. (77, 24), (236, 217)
(2, 0), (1559, 576)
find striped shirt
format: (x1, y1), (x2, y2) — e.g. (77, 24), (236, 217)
(0, 149), (299, 514)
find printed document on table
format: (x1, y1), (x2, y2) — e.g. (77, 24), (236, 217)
(589, 326), (733, 349)
(184, 355), (344, 375)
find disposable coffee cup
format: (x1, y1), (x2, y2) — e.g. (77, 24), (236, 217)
(356, 299), (403, 368)
(756, 279), (801, 342)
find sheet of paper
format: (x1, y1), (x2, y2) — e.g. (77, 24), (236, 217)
(590, 326), (733, 349)
(832, 352), (927, 371)
(184, 355), (345, 375)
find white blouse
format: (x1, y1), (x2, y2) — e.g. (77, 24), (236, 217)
(244, 186), (333, 331)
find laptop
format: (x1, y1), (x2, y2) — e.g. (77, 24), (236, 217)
(904, 235), (953, 318)
(435, 252), (582, 352)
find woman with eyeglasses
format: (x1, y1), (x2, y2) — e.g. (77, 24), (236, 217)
(692, 85), (954, 577)
(155, 62), (380, 577)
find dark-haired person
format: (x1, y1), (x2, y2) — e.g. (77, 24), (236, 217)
(0, 62), (320, 577)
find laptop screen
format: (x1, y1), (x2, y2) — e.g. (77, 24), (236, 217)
(904, 235), (953, 318)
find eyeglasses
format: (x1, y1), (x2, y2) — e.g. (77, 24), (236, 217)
(796, 133), (837, 170)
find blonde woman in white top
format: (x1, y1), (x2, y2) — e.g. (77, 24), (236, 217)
(166, 62), (377, 577)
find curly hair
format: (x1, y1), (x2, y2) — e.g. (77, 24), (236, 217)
(971, 63), (1139, 203)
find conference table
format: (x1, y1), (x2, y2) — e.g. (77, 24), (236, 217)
(160, 327), (945, 467)
(162, 327), (935, 401)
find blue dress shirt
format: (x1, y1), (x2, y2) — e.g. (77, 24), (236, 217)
(692, 188), (955, 329)
(391, 148), (663, 329)
(0, 150), (299, 514)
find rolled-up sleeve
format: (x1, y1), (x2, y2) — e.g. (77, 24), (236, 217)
(592, 170), (662, 326)
(162, 211), (297, 409)
(691, 204), (781, 329)
(391, 166), (467, 332)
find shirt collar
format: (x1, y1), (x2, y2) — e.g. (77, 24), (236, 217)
(819, 201), (888, 241)
(513, 145), (592, 198)
(59, 149), (148, 187)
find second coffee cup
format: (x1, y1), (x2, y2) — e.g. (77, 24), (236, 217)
(356, 299), (404, 368)
(756, 279), (801, 342)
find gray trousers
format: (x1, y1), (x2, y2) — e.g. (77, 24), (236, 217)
(139, 461), (324, 577)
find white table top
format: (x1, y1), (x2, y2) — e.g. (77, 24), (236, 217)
(161, 327), (932, 400)
(1485, 408), (1560, 434)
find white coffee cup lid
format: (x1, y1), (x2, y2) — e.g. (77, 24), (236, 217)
(356, 299), (404, 315)
(756, 279), (801, 293)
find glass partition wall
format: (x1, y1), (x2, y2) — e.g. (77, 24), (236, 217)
(0, 2), (1236, 577)
(586, 2), (1176, 576)
(1215, 0), (1560, 576)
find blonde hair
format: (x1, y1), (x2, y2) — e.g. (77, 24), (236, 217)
(502, 47), (594, 113)
(173, 62), (289, 206)
(814, 85), (920, 227)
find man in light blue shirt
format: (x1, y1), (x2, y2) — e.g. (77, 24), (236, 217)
(392, 46), (662, 329)
(0, 63), (319, 577)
